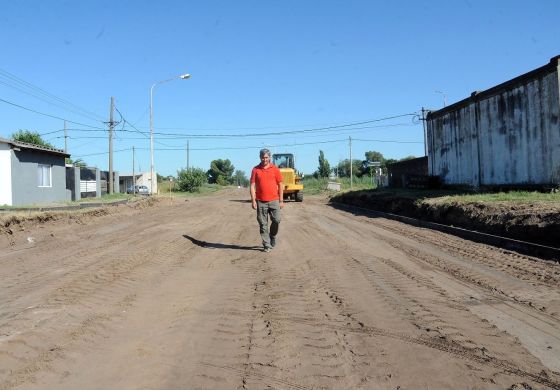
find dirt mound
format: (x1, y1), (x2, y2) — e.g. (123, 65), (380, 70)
(0, 197), (158, 239)
(331, 190), (560, 247)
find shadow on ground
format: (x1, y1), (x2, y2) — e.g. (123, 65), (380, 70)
(183, 234), (261, 251)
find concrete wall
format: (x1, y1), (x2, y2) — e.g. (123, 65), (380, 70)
(0, 144), (13, 206)
(427, 56), (560, 187)
(66, 166), (81, 201)
(11, 149), (68, 206)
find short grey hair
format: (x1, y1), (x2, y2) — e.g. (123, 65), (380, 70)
(259, 148), (271, 158)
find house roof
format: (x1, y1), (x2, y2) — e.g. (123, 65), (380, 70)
(0, 137), (70, 157)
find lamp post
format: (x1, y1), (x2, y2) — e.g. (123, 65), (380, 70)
(435, 90), (447, 107)
(149, 73), (190, 195)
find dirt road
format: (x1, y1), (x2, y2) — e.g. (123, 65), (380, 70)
(1, 189), (559, 389)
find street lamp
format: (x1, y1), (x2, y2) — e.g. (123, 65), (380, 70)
(149, 73), (191, 195)
(435, 90), (447, 107)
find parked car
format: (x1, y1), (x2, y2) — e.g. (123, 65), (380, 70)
(127, 185), (150, 195)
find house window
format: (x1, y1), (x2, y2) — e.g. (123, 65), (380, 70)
(38, 164), (52, 187)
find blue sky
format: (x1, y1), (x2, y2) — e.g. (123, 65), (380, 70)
(1, 0), (559, 177)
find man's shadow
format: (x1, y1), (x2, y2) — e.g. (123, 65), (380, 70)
(183, 235), (262, 251)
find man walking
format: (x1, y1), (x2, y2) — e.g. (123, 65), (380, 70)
(250, 149), (284, 252)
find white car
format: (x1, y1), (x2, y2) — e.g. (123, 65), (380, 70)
(127, 185), (150, 195)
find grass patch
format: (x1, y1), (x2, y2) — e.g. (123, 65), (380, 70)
(331, 186), (560, 206)
(428, 191), (560, 205)
(302, 176), (376, 195)
(160, 182), (224, 197)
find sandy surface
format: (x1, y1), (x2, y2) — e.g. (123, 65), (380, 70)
(1, 189), (559, 389)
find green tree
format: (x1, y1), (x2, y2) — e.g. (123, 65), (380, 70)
(65, 157), (87, 167)
(336, 159), (364, 178)
(207, 159), (235, 185)
(362, 151), (386, 175)
(74, 158), (87, 167)
(317, 150), (330, 178)
(365, 151), (385, 164)
(233, 170), (249, 187)
(385, 158), (398, 165)
(11, 130), (54, 148)
(177, 167), (207, 192)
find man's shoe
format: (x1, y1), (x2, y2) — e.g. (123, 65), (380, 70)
(270, 235), (276, 248)
(263, 247), (271, 253)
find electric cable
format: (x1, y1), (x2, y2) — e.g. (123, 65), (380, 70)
(0, 67), (105, 121)
(0, 97), (106, 129)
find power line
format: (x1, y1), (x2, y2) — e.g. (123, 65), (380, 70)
(0, 67), (105, 122)
(30, 112), (418, 139)
(148, 123), (418, 140)
(50, 122), (416, 142)
(128, 137), (423, 151)
(38, 128), (65, 136)
(353, 138), (423, 144)
(136, 114), (417, 132)
(0, 97), (106, 129)
(146, 113), (419, 138)
(115, 106), (175, 147)
(0, 79), (104, 123)
(38, 121), (416, 138)
(70, 135), (423, 162)
(54, 134), (423, 146)
(73, 147), (132, 158)
(140, 139), (342, 151)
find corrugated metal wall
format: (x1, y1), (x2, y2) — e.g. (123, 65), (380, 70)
(427, 58), (560, 187)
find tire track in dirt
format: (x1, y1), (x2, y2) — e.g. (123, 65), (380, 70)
(225, 212), (379, 389)
(270, 314), (560, 389)
(2, 192), (559, 389)
(292, 200), (560, 388)
(316, 202), (560, 322)
(267, 218), (399, 388)
(0, 199), (235, 390)
(346, 253), (557, 377)
(0, 204), (180, 317)
(330, 204), (560, 287)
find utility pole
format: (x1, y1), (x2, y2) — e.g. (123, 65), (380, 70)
(349, 136), (353, 189)
(132, 146), (136, 191)
(64, 120), (68, 153)
(186, 140), (190, 170)
(108, 97), (115, 194)
(422, 107), (428, 156)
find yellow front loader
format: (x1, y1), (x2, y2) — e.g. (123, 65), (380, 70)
(272, 153), (304, 202)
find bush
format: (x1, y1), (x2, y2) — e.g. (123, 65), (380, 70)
(177, 168), (207, 192)
(216, 175), (229, 186)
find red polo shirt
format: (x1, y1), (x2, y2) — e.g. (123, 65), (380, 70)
(251, 163), (283, 201)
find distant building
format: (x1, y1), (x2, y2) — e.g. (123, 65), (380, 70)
(426, 55), (560, 187)
(387, 157), (428, 188)
(0, 138), (70, 206)
(119, 172), (157, 194)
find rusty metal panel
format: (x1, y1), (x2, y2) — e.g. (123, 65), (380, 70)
(428, 57), (560, 187)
